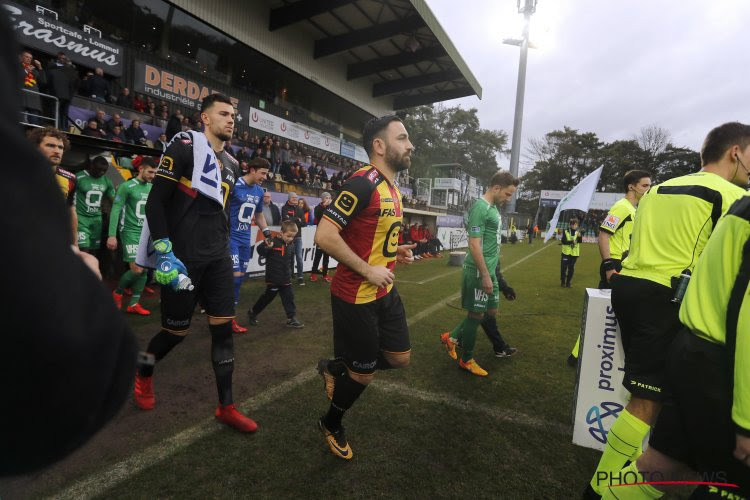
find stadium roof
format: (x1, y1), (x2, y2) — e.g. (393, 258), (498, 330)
(269, 0), (482, 109)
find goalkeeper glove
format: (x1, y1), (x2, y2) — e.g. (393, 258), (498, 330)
(153, 238), (190, 291)
(262, 228), (273, 246)
(496, 268), (517, 301)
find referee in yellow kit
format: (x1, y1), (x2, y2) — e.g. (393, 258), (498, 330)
(586, 122), (750, 496)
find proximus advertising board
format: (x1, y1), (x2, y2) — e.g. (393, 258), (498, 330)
(572, 288), (630, 451)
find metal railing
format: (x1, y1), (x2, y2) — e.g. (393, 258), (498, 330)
(20, 89), (59, 128)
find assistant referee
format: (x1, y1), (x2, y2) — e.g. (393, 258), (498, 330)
(586, 122), (750, 495)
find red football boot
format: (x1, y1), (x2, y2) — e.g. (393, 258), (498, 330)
(322, 275), (333, 283)
(126, 303), (151, 316)
(112, 290), (123, 310)
(231, 319), (248, 334)
(310, 273), (318, 282)
(134, 374), (155, 410)
(215, 404), (258, 432)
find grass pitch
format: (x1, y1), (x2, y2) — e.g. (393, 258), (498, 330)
(9, 240), (652, 498)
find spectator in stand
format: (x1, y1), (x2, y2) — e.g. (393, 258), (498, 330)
(82, 118), (105, 138)
(281, 192), (306, 285)
(272, 139), (281, 173)
(279, 158), (292, 181)
(146, 101), (156, 117)
(132, 93), (146, 113)
(299, 197), (313, 225)
(116, 87), (133, 108)
(19, 51), (45, 125)
(165, 109), (183, 139)
(311, 175), (323, 189)
(93, 109), (106, 131)
(108, 125), (127, 142)
(331, 171), (343, 191)
(155, 133), (168, 151)
(310, 192), (332, 283)
(307, 161), (317, 179)
(279, 141), (290, 175)
(45, 52), (77, 128)
(86, 67), (109, 103)
(303, 173), (313, 187)
(125, 119), (146, 145)
(105, 113), (124, 135)
(261, 192), (281, 225)
(181, 116), (191, 131)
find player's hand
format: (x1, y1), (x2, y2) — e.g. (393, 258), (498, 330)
(481, 273), (493, 294)
(605, 269), (618, 283)
(396, 243), (416, 264)
(153, 238), (189, 291)
(106, 236), (118, 251)
(734, 434), (750, 468)
(365, 265), (394, 288)
(501, 286), (516, 301)
(33, 59), (42, 69)
(265, 238), (274, 247)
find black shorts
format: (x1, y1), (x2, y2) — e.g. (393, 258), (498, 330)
(160, 255), (235, 331)
(610, 274), (682, 400)
(331, 288), (410, 375)
(649, 329), (749, 496)
(598, 259), (622, 289)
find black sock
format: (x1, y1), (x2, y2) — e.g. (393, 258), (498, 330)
(323, 372), (366, 431)
(376, 351), (394, 370)
(138, 330), (184, 377)
(210, 322), (234, 406)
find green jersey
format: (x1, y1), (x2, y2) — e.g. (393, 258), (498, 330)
(108, 177), (152, 237)
(75, 170), (115, 220)
(621, 172), (745, 288)
(679, 194), (750, 432)
(600, 197), (637, 260)
(465, 197), (501, 271)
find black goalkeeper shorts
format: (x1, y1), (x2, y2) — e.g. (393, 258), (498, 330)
(331, 288), (410, 375)
(160, 255), (234, 331)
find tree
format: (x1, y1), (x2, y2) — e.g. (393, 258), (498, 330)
(654, 145), (701, 182)
(635, 125), (672, 173)
(398, 104), (508, 185)
(597, 139), (648, 192)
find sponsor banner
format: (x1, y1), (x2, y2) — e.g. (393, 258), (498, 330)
(437, 227), (467, 250)
(133, 60), (240, 111)
(69, 106), (163, 141)
(436, 214), (464, 228)
(4, 1), (124, 76)
(540, 189), (621, 211)
(340, 140), (356, 159)
(572, 288), (630, 451)
(245, 225), (338, 276)
(249, 107), (340, 155)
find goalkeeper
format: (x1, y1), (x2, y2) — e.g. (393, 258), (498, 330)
(133, 93), (258, 433)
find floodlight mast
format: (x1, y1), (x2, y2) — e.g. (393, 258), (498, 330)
(506, 0), (537, 213)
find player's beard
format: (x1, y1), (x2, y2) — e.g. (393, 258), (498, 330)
(385, 145), (411, 172)
(216, 130), (232, 142)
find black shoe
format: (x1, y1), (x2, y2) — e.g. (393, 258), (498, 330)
(561, 281), (566, 287)
(286, 317), (304, 328)
(246, 311), (259, 326)
(566, 283), (572, 288)
(298, 277), (305, 286)
(495, 347), (518, 358)
(567, 354), (578, 367)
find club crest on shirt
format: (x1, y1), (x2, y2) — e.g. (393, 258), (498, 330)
(602, 215), (620, 230)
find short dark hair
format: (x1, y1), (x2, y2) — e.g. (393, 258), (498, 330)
(140, 157), (158, 169)
(362, 115), (402, 156)
(489, 170), (519, 188)
(90, 156), (109, 168)
(570, 218), (579, 225)
(622, 169), (651, 192)
(281, 220), (298, 233)
(26, 127), (69, 150)
(201, 93), (233, 113)
(701, 122), (750, 166)
(248, 158), (270, 171)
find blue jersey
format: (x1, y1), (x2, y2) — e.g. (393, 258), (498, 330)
(229, 177), (264, 246)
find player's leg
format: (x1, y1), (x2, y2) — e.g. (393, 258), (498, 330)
(481, 307), (516, 357)
(203, 256), (257, 432)
(457, 271), (495, 375)
(441, 267), (475, 360)
(230, 242), (249, 333)
(134, 261), (202, 410)
(377, 288), (411, 370)
(293, 237), (304, 283)
(121, 232), (149, 314)
(318, 296), (379, 459)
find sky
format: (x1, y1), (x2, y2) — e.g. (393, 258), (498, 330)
(428, 0), (750, 169)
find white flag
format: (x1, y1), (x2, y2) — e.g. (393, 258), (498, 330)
(544, 166), (603, 243)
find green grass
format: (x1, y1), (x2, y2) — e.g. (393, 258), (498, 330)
(30, 240), (677, 498)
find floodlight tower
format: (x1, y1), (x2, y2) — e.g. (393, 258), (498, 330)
(505, 0), (538, 213)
